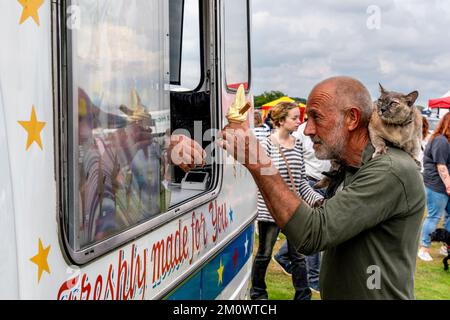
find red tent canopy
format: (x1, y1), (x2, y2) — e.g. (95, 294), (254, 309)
(428, 96), (450, 109)
(228, 82), (249, 90)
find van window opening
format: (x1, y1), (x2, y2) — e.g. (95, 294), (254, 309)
(170, 0), (202, 91)
(224, 0), (250, 91)
(61, 0), (215, 259)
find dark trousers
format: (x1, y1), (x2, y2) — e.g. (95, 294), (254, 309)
(250, 221), (311, 300)
(275, 241), (321, 290)
(273, 178), (324, 291)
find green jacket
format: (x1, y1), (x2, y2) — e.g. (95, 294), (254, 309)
(283, 144), (426, 300)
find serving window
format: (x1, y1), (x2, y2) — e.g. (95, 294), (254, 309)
(60, 0), (215, 259)
(224, 0), (251, 91)
(169, 0), (202, 91)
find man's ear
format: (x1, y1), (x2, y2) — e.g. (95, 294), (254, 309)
(345, 107), (361, 131)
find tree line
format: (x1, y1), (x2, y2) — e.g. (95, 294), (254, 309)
(254, 91), (307, 108)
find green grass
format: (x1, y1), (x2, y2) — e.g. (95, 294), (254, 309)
(253, 233), (450, 300)
(415, 245), (450, 300)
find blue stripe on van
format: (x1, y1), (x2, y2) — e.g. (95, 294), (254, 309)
(166, 224), (254, 300)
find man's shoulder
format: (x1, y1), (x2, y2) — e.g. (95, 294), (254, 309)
(365, 148), (425, 202)
(360, 147), (422, 185)
(387, 147), (420, 171)
(367, 147), (415, 170)
(353, 147), (425, 218)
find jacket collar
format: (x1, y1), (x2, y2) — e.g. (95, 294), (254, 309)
(361, 143), (375, 167)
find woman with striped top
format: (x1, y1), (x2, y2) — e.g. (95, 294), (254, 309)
(250, 102), (324, 301)
(253, 110), (272, 142)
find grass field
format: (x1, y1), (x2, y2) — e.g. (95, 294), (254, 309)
(253, 234), (450, 300)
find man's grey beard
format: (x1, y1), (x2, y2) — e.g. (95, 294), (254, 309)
(310, 122), (347, 161)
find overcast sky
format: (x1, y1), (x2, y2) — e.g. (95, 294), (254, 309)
(251, 0), (450, 106)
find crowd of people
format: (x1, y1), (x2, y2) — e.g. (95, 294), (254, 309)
(81, 75), (449, 299)
(218, 76), (450, 300)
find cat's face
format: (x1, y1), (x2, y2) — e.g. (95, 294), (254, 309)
(376, 84), (419, 125)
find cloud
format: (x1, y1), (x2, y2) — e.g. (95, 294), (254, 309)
(76, 23), (161, 78)
(251, 0), (450, 105)
(75, 22), (163, 112)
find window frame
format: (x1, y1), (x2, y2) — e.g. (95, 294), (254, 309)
(53, 0), (223, 266)
(223, 0), (252, 94)
(170, 0), (205, 92)
(169, 0), (186, 86)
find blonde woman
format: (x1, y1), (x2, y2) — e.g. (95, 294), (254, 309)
(251, 102), (323, 300)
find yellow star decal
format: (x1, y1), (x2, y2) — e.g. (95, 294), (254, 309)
(18, 0), (44, 26)
(30, 239), (51, 283)
(18, 106), (46, 150)
(217, 259), (225, 286)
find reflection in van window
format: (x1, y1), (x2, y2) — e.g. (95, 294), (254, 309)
(77, 89), (171, 246)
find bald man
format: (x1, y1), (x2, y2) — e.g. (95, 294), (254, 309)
(218, 76), (425, 300)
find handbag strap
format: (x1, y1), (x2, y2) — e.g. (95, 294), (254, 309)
(270, 135), (296, 193)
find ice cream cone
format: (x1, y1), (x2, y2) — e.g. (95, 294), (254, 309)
(226, 84), (252, 129)
(226, 84), (251, 126)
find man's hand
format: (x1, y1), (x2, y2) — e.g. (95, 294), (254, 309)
(217, 124), (273, 174)
(168, 134), (206, 172)
(217, 123), (300, 228)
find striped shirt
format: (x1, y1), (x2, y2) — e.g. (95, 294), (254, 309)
(257, 136), (324, 223)
(253, 123), (271, 142)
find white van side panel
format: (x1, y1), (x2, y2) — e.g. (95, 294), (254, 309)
(0, 78), (20, 299)
(0, 1), (65, 298)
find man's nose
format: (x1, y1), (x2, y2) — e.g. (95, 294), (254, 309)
(304, 121), (314, 136)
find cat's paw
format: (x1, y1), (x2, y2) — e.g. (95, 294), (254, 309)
(313, 178), (329, 190)
(372, 146), (388, 158)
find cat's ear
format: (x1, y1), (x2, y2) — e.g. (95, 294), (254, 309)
(405, 91), (419, 107)
(379, 83), (387, 94)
